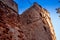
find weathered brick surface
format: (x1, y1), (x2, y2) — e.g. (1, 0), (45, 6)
(0, 0), (56, 40)
(0, 0), (18, 12)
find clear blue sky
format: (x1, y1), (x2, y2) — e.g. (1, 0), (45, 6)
(14, 0), (60, 40)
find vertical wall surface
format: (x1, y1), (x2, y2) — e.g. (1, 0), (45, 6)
(0, 0), (20, 40)
(20, 3), (56, 40)
(0, 0), (56, 40)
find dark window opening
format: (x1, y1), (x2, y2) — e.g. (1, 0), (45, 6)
(0, 34), (1, 36)
(43, 26), (47, 31)
(39, 13), (42, 17)
(42, 20), (46, 24)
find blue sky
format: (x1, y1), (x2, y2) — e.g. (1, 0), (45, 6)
(14, 0), (60, 40)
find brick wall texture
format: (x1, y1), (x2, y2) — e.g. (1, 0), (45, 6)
(0, 0), (56, 40)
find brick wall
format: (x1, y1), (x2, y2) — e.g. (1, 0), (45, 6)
(0, 0), (56, 40)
